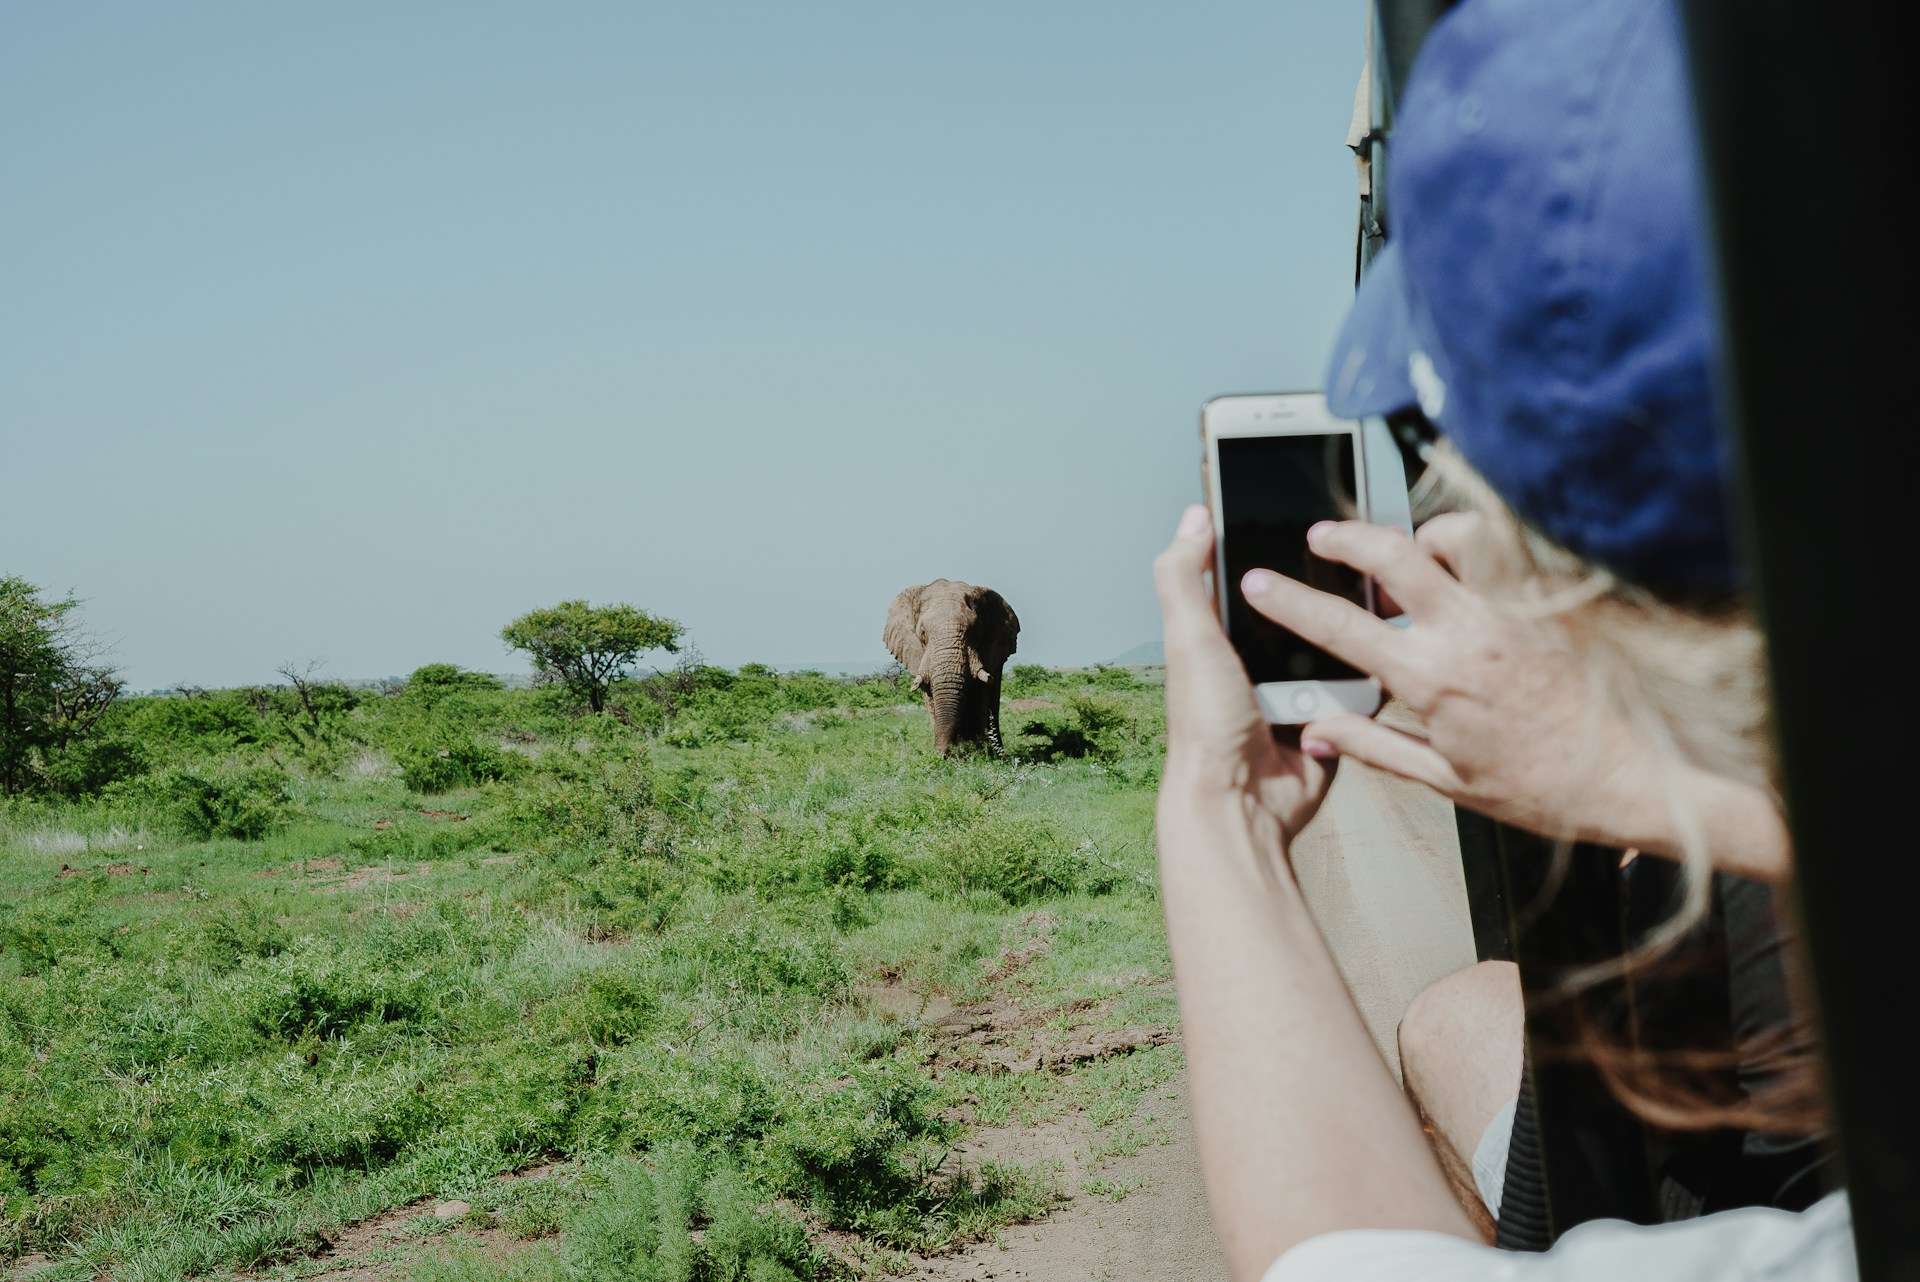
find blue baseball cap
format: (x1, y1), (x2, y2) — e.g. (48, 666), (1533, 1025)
(1325, 0), (1735, 598)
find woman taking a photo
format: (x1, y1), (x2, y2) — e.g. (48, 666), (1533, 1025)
(1153, 1), (1849, 1278)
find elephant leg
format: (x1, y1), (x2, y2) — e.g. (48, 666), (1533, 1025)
(985, 678), (1005, 756)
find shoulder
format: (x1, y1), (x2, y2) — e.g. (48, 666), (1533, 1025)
(1263, 1193), (1853, 1282)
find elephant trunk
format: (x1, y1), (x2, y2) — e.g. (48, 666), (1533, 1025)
(928, 640), (970, 755)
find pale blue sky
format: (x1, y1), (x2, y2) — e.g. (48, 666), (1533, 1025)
(3, 3), (1365, 689)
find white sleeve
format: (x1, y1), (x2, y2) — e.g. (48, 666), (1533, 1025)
(1262, 1193), (1854, 1282)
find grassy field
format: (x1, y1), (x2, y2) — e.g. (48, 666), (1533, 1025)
(0, 664), (1176, 1281)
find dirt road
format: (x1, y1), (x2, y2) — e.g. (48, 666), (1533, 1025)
(915, 752), (1475, 1279)
(912, 1080), (1224, 1282)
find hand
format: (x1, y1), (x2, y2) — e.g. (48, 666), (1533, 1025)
(1153, 505), (1335, 848)
(1239, 514), (1787, 876)
(1151, 507), (1480, 1276)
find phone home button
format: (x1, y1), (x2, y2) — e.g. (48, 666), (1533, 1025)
(1290, 689), (1321, 716)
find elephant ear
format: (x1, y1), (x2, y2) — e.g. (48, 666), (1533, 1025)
(883, 585), (927, 671)
(969, 588), (1020, 669)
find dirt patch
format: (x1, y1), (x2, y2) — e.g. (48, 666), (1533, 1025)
(55, 861), (148, 880)
(255, 857), (346, 879)
(855, 979), (958, 1025)
(911, 1081), (1222, 1282)
(979, 912), (1055, 985)
(320, 863), (433, 893)
(934, 1011), (1171, 1078)
(1005, 698), (1057, 712)
(250, 1163), (562, 1282)
(352, 902), (423, 923)
(418, 809), (470, 822)
(926, 979), (1172, 1079)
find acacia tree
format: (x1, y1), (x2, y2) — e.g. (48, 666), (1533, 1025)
(500, 601), (683, 712)
(0, 577), (125, 796)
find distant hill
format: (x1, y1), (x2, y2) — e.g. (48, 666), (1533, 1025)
(1107, 640), (1164, 667)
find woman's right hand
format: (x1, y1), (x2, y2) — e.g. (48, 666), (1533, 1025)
(1239, 514), (1789, 878)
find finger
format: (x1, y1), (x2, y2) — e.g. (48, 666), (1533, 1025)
(1374, 583), (1406, 620)
(1239, 567), (1411, 686)
(1300, 714), (1462, 794)
(1154, 507), (1262, 739)
(1152, 504), (1218, 633)
(1307, 520), (1464, 618)
(1414, 512), (1480, 579)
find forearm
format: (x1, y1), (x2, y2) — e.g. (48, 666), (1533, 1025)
(1587, 759), (1790, 882)
(1158, 781), (1476, 1282)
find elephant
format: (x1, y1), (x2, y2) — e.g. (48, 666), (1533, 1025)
(883, 580), (1021, 756)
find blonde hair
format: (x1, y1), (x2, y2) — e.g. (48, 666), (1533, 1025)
(1414, 442), (1824, 1136)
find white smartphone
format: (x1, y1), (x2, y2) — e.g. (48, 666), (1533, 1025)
(1201, 392), (1384, 724)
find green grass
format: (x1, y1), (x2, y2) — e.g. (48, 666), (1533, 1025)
(1, 665), (1173, 1280)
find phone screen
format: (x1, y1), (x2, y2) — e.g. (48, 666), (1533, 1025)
(1217, 432), (1366, 683)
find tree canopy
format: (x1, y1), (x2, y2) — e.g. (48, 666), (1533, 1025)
(500, 601), (683, 712)
(0, 577), (125, 795)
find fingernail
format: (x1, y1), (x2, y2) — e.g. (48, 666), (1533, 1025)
(1178, 505), (1209, 538)
(1307, 521), (1336, 548)
(1302, 737), (1338, 760)
(1241, 568), (1278, 596)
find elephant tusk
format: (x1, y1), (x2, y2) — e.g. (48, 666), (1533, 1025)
(973, 666), (991, 683)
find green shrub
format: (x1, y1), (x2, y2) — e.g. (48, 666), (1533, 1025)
(398, 734), (519, 793)
(1015, 693), (1133, 763)
(406, 664), (503, 696)
(255, 1059), (445, 1176)
(239, 944), (429, 1041)
(565, 1149), (816, 1282)
(917, 812), (1105, 905)
(37, 733), (148, 795)
(109, 765), (294, 840)
(508, 754), (661, 860)
(506, 754), (688, 934)
(115, 691), (266, 757)
(564, 964), (662, 1047)
(759, 1061), (946, 1234)
(1002, 664), (1061, 699)
(0, 878), (119, 974)
(808, 828), (905, 893)
(188, 899), (292, 971)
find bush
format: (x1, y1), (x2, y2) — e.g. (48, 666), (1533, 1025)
(239, 944), (429, 1041)
(917, 812), (1104, 905)
(0, 878), (118, 974)
(188, 900), (292, 971)
(109, 765), (295, 840)
(1002, 664), (1061, 700)
(406, 663), (503, 696)
(505, 753), (688, 934)
(397, 734), (519, 793)
(759, 1062), (946, 1234)
(115, 690), (265, 758)
(560, 963), (662, 1047)
(1014, 693), (1132, 763)
(566, 1149), (816, 1282)
(255, 1059), (444, 1176)
(36, 733), (147, 795)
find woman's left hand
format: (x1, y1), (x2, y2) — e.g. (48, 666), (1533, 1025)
(1154, 504), (1335, 848)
